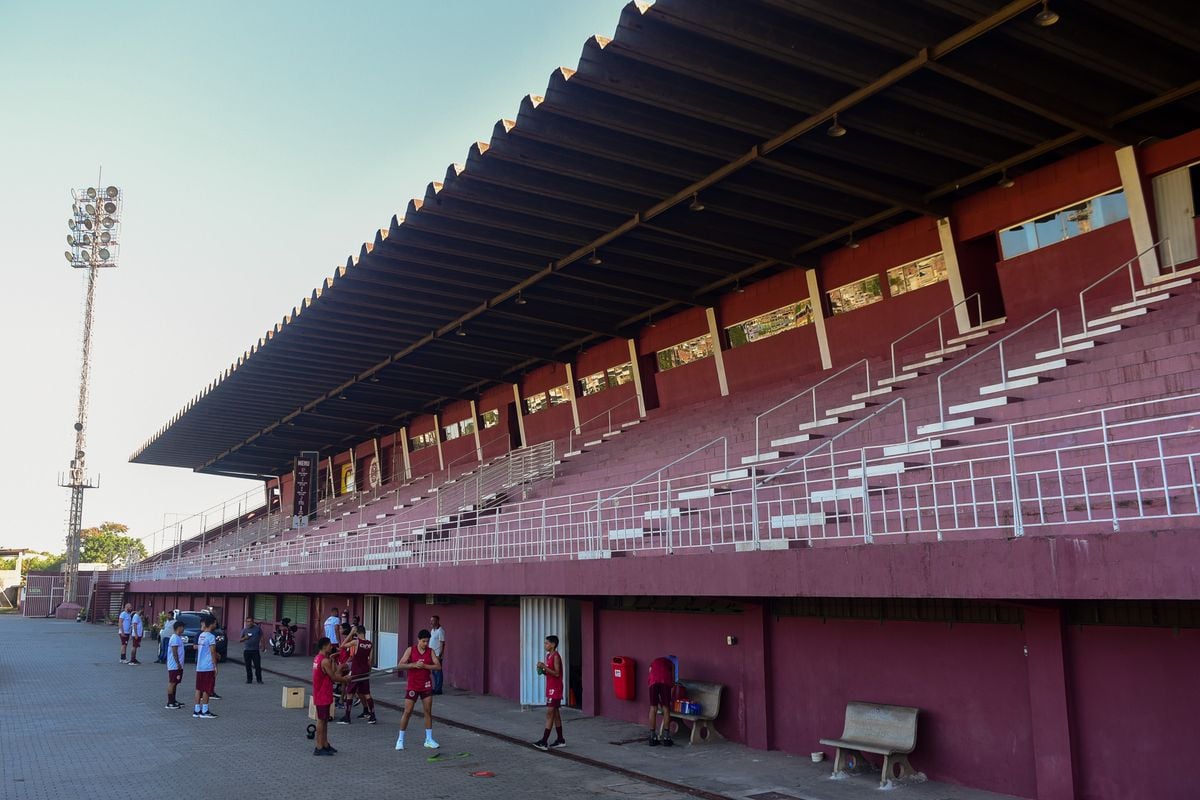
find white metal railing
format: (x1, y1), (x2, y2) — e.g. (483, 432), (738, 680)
(888, 292), (984, 379)
(567, 392), (642, 454)
(124, 391), (1200, 583)
(1078, 240), (1168, 331)
(752, 358), (872, 466)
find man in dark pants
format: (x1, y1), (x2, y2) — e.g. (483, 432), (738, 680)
(239, 616), (265, 684)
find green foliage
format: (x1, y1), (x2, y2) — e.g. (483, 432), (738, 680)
(21, 552), (65, 573)
(80, 522), (145, 566)
(0, 558), (14, 570)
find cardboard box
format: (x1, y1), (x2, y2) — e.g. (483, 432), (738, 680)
(282, 686), (304, 709)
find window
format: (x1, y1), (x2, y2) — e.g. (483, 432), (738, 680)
(280, 595), (308, 625)
(656, 334), (714, 372)
(409, 430), (437, 451)
(252, 595), (276, 621)
(444, 417), (477, 440)
(548, 385), (570, 406)
(578, 362), (634, 396)
(524, 392), (548, 415)
(999, 189), (1130, 259)
(726, 300), (813, 348)
(480, 409), (499, 429)
(827, 274), (883, 316)
(887, 252), (947, 297)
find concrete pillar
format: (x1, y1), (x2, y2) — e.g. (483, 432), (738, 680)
(1023, 606), (1077, 800)
(805, 269), (833, 369)
(400, 428), (412, 482)
(580, 599), (601, 717)
(626, 339), (647, 418)
(705, 307), (730, 397)
(1116, 145), (1161, 283)
(740, 602), (771, 750)
(564, 363), (582, 432)
(432, 414), (445, 472)
(470, 400), (483, 463)
(512, 384), (528, 448)
(937, 217), (973, 332)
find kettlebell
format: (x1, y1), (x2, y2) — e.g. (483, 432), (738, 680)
(305, 723), (317, 740)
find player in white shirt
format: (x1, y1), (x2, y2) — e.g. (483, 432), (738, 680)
(118, 603), (133, 662)
(193, 617), (219, 718)
(129, 608), (146, 665)
(165, 620), (186, 709)
(324, 609), (342, 645)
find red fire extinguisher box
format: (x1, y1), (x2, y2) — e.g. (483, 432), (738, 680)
(611, 656), (636, 701)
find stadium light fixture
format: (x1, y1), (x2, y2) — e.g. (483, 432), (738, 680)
(997, 169), (1015, 189)
(688, 192), (705, 212)
(827, 113), (847, 138)
(586, 249), (602, 266)
(1034, 1), (1059, 27)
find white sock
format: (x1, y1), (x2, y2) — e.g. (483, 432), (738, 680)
(425, 729), (433, 742)
(202, 704), (209, 713)
(397, 731), (405, 745)
(194, 704), (200, 713)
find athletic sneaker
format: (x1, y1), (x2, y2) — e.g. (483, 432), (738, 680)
(323, 745), (338, 753)
(662, 736), (674, 747)
(313, 748), (333, 757)
(192, 712), (201, 718)
(129, 659), (141, 665)
(423, 739), (439, 749)
(336, 719), (350, 725)
(532, 740), (549, 751)
(170, 703), (185, 709)
(119, 657), (126, 663)
(648, 734), (660, 747)
(357, 710), (368, 718)
(366, 716), (378, 725)
(199, 711), (219, 718)
(209, 693), (222, 700)
(395, 737), (404, 751)
(550, 739), (567, 749)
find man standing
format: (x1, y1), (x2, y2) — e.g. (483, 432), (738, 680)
(311, 637), (349, 756)
(165, 619), (186, 709)
(128, 607), (145, 665)
(323, 608), (341, 647)
(118, 602), (133, 662)
(193, 617), (219, 719)
(647, 655), (675, 747)
(156, 609), (176, 664)
(394, 629), (440, 751)
(239, 616), (265, 684)
(429, 615), (446, 695)
(339, 625), (377, 725)
(533, 635), (566, 750)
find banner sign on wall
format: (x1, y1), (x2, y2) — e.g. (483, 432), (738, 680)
(292, 450), (319, 528)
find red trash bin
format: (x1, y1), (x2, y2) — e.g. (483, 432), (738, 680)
(611, 656), (636, 701)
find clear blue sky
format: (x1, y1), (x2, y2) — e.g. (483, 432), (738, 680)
(0, 0), (630, 554)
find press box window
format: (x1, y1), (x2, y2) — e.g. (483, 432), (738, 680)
(524, 392), (548, 415)
(726, 300), (812, 348)
(656, 334), (713, 372)
(998, 189), (1130, 259)
(548, 385), (570, 405)
(480, 409), (499, 429)
(578, 362), (634, 396)
(827, 274), (883, 316)
(442, 417), (475, 441)
(887, 252), (947, 297)
(409, 430), (438, 451)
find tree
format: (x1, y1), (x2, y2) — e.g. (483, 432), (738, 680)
(79, 522), (146, 567)
(12, 552), (66, 573)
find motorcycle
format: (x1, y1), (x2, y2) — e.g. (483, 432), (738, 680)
(271, 618), (298, 657)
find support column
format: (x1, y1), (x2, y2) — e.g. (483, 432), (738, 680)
(805, 269), (833, 369)
(705, 307), (729, 397)
(1024, 606), (1077, 800)
(400, 428), (412, 482)
(433, 414), (445, 472)
(564, 363), (582, 432)
(470, 400), (483, 462)
(740, 602), (771, 750)
(626, 339), (647, 418)
(1116, 145), (1161, 283)
(938, 217), (972, 332)
(580, 599), (600, 717)
(512, 384), (528, 448)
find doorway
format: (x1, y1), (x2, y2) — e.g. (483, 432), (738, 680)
(1153, 164), (1199, 266)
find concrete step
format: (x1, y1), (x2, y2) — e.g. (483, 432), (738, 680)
(903, 356), (945, 370)
(1036, 340), (1097, 359)
(677, 488), (719, 501)
(948, 396), (1012, 415)
(825, 401), (868, 417)
(1087, 307), (1147, 327)
(810, 486), (868, 502)
(798, 417), (843, 432)
(1149, 265), (1200, 283)
(976, 317), (1007, 329)
(710, 469), (753, 482)
(742, 450), (794, 465)
(608, 528), (653, 541)
(735, 539), (810, 551)
(563, 450), (585, 458)
(847, 462), (919, 479)
(882, 439), (943, 457)
(1008, 358), (1067, 379)
(584, 439), (603, 448)
(1063, 323), (1121, 344)
(878, 371), (919, 387)
(946, 329), (991, 346)
(1110, 292), (1170, 312)
(851, 386), (895, 401)
(643, 508), (690, 520)
(621, 419), (642, 428)
(980, 376), (1044, 395)
(925, 343), (968, 358)
(770, 433), (816, 448)
(916, 417), (981, 435)
(1135, 277), (1190, 295)
(602, 430), (623, 439)
(769, 513), (827, 528)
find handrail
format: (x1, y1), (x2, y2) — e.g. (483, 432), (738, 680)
(568, 392), (642, 454)
(592, 436), (728, 511)
(1078, 240), (1165, 331)
(753, 358), (871, 468)
(889, 293), (983, 379)
(936, 308), (1062, 430)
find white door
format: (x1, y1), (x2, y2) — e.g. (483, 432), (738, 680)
(364, 596), (400, 669)
(520, 597), (567, 707)
(1152, 166), (1198, 266)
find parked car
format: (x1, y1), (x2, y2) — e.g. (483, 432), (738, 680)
(174, 611), (228, 663)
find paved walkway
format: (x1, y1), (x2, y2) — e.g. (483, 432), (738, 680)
(0, 616), (1022, 800)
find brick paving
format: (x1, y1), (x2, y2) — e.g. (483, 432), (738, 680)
(0, 616), (1021, 800)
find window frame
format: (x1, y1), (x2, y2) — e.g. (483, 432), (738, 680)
(827, 274), (883, 316)
(656, 333), (714, 372)
(998, 187), (1129, 260)
(725, 299), (814, 348)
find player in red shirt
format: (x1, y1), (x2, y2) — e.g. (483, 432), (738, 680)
(311, 636), (349, 756)
(338, 625), (377, 725)
(394, 629), (441, 750)
(533, 634), (565, 750)
(647, 655), (675, 746)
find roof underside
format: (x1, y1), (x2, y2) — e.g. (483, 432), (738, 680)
(131, 0), (1200, 479)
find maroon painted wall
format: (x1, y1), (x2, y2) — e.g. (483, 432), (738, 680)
(485, 604), (521, 702)
(576, 381), (639, 432)
(653, 358), (722, 409)
(412, 600), (486, 693)
(723, 326), (822, 393)
(1066, 625), (1200, 800)
(770, 616), (1036, 797)
(825, 281), (956, 365)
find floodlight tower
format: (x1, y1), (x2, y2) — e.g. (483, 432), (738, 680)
(58, 179), (123, 608)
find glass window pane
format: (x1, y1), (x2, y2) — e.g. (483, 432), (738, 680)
(656, 334), (713, 372)
(1000, 189), (1127, 260)
(827, 275), (882, 315)
(548, 385), (570, 405)
(460, 418), (476, 435)
(579, 370), (608, 396)
(442, 422), (460, 441)
(524, 393), (548, 415)
(887, 253), (947, 297)
(725, 299), (813, 347)
(481, 409), (499, 429)
(607, 362), (633, 387)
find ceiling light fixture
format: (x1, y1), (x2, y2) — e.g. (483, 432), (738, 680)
(846, 232), (860, 250)
(338, 393), (348, 400)
(1033, 1), (1059, 27)
(514, 291), (527, 305)
(455, 325), (467, 337)
(586, 249), (602, 266)
(734, 279), (745, 294)
(997, 169), (1015, 189)
(688, 192), (705, 212)
(826, 113), (847, 138)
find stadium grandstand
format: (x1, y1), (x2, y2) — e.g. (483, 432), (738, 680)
(119, 2), (1199, 797)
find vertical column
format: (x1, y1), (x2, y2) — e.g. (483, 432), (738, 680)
(564, 363), (582, 432)
(432, 414), (445, 472)
(512, 384), (528, 448)
(739, 602), (771, 749)
(400, 428), (412, 482)
(805, 269), (833, 369)
(626, 339), (647, 418)
(580, 599), (600, 717)
(705, 307), (730, 397)
(1024, 606), (1077, 800)
(1116, 145), (1161, 283)
(937, 217), (972, 332)
(470, 400), (483, 462)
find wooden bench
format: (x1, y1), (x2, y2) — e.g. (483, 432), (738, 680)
(819, 701), (921, 787)
(668, 680), (723, 744)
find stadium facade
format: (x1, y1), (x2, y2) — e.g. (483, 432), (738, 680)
(121, 2), (1200, 798)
